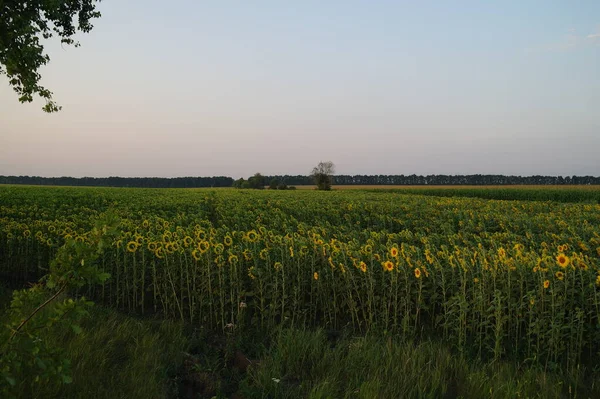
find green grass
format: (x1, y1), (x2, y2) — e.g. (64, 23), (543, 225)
(366, 187), (600, 203)
(2, 281), (599, 399)
(40, 308), (188, 399)
(240, 328), (600, 399)
(0, 285), (189, 399)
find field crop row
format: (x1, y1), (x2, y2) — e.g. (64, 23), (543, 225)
(1, 186), (599, 369)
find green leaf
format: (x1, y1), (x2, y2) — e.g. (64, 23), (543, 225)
(71, 325), (82, 335)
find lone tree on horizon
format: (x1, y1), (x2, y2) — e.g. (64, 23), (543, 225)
(311, 161), (335, 190)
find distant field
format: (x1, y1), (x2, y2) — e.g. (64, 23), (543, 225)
(295, 184), (600, 190)
(294, 184), (600, 203)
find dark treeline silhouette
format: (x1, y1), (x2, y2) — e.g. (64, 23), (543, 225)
(0, 176), (234, 188)
(264, 174), (600, 186)
(1, 174), (599, 188)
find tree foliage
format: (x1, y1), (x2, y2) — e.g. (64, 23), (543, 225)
(311, 161), (335, 190)
(0, 212), (119, 394)
(0, 0), (102, 112)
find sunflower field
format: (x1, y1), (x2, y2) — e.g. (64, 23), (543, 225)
(1, 185), (599, 369)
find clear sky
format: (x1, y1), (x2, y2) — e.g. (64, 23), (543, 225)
(1, 1), (599, 178)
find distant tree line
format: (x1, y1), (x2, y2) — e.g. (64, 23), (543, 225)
(262, 174), (600, 186)
(0, 176), (234, 188)
(1, 174), (599, 188)
(233, 173), (296, 190)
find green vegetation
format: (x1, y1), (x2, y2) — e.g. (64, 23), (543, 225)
(311, 161), (335, 190)
(0, 283), (188, 398)
(240, 328), (599, 398)
(370, 186), (600, 203)
(1, 185), (599, 397)
(0, 0), (102, 112)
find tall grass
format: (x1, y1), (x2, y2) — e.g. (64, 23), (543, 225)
(241, 328), (600, 399)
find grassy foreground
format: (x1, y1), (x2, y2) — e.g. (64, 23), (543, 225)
(2, 285), (599, 399)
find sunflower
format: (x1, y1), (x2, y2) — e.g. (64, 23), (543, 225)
(274, 262), (282, 271)
(596, 275), (600, 287)
(148, 242), (157, 252)
(383, 261), (394, 272)
(248, 267), (256, 280)
(243, 249), (252, 261)
(191, 249), (201, 261)
(214, 243), (224, 255)
(224, 235), (233, 246)
(183, 236), (193, 247)
(75, 235), (85, 243)
(425, 249), (434, 264)
(557, 245), (564, 252)
(313, 272), (319, 280)
(23, 230), (31, 238)
(363, 244), (373, 254)
(155, 247), (164, 259)
(414, 268), (422, 279)
(259, 248), (268, 260)
(543, 280), (550, 289)
(299, 246), (309, 256)
(473, 277), (479, 283)
(359, 261), (367, 273)
(228, 254), (239, 264)
(497, 248), (506, 258)
(555, 271), (564, 281)
(198, 241), (210, 254)
(390, 247), (399, 258)
(165, 242), (175, 254)
(556, 253), (570, 268)
(246, 230), (258, 242)
(289, 247), (294, 257)
(142, 220), (149, 228)
(196, 229), (207, 241)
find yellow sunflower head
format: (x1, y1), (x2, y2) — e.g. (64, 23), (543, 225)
(555, 271), (564, 281)
(191, 249), (201, 261)
(246, 230), (258, 242)
(126, 241), (138, 253)
(556, 253), (570, 268)
(383, 261), (394, 272)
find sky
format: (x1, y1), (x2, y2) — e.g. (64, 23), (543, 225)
(1, 1), (599, 178)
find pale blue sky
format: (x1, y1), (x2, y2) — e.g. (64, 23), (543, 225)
(1, 1), (599, 178)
